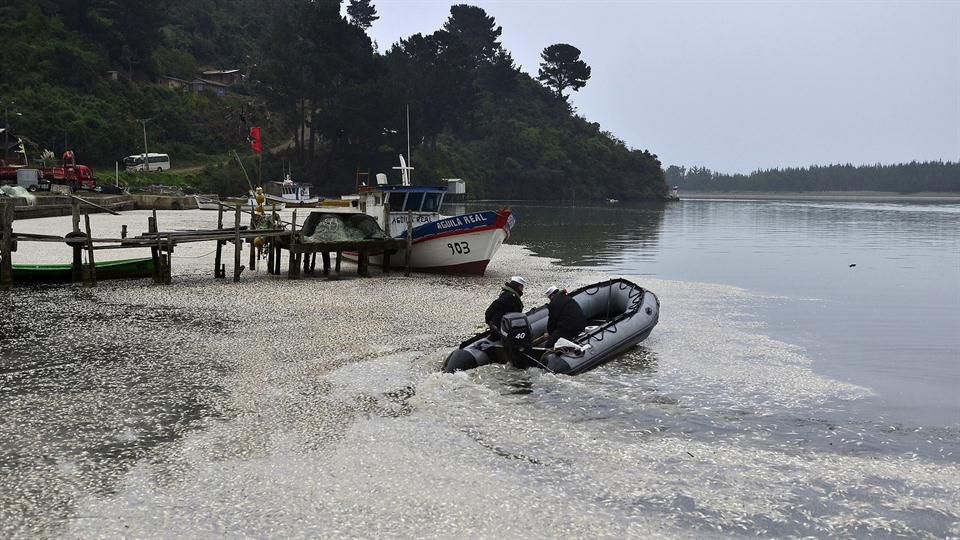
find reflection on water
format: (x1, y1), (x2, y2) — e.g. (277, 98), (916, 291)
(497, 202), (667, 268)
(498, 199), (960, 427)
(3, 202), (957, 538)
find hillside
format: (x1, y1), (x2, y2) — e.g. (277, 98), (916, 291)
(0, 0), (668, 200)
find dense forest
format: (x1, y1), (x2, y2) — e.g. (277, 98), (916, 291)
(0, 0), (667, 200)
(666, 162), (960, 193)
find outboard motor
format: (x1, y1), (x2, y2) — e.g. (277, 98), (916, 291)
(500, 312), (535, 368)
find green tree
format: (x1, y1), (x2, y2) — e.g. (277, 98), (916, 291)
(346, 0), (379, 30)
(537, 43), (591, 98)
(442, 4), (502, 64)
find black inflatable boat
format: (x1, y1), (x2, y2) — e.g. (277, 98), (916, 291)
(443, 278), (659, 375)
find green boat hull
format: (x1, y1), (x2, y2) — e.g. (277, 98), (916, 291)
(12, 257), (155, 283)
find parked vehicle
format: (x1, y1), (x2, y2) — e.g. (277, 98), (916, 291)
(123, 153), (170, 172)
(1, 150), (96, 190)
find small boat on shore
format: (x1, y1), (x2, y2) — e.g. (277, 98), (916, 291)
(195, 194), (222, 210)
(443, 278), (659, 375)
(12, 257), (155, 283)
(222, 193), (286, 211)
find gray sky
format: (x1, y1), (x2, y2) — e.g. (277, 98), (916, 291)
(364, 0), (959, 174)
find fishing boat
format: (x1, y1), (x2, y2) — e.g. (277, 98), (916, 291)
(195, 194), (222, 210)
(12, 257), (155, 283)
(222, 193), (285, 211)
(443, 278), (659, 375)
(264, 175), (321, 208)
(342, 156), (514, 275)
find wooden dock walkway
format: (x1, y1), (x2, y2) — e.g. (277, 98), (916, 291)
(0, 197), (413, 289)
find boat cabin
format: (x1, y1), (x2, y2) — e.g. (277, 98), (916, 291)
(351, 185), (448, 236)
(267, 178), (312, 202)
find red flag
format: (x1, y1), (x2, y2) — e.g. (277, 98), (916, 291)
(248, 127), (262, 153)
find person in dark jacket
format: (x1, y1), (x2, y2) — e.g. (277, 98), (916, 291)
(484, 276), (525, 336)
(543, 286), (587, 348)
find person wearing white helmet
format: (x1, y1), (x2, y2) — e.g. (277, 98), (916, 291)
(484, 276), (525, 337)
(543, 285), (586, 348)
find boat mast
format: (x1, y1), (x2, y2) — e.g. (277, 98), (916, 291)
(406, 104), (411, 176)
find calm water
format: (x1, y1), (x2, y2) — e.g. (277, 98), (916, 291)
(2, 203), (959, 538)
(503, 198), (960, 427)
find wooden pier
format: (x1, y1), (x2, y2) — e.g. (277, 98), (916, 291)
(0, 197), (412, 290)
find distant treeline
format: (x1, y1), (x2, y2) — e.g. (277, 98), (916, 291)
(666, 161), (960, 193)
(1, 0), (667, 200)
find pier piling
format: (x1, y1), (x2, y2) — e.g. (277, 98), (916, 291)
(83, 212), (96, 287)
(233, 206), (242, 282)
(214, 205), (224, 278)
(0, 199), (13, 290)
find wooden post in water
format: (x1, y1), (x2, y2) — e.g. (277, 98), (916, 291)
(321, 252), (330, 276)
(71, 199), (83, 283)
(268, 203), (278, 275)
(267, 239), (275, 275)
(83, 211), (96, 287)
(248, 206), (257, 272)
(358, 250), (369, 277)
(164, 235), (173, 284)
(214, 204), (224, 278)
(233, 205), (242, 282)
(404, 209), (413, 277)
(0, 199), (13, 290)
(121, 224), (127, 239)
(288, 210), (299, 279)
(148, 214), (160, 284)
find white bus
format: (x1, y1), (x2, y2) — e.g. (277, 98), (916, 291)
(123, 153), (171, 172)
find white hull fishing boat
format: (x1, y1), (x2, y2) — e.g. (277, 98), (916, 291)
(343, 156), (514, 275)
(265, 175), (321, 208)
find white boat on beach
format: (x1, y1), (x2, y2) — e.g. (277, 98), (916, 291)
(343, 156), (514, 275)
(195, 194), (222, 210)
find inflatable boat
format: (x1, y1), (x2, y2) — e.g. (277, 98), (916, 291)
(443, 278), (659, 375)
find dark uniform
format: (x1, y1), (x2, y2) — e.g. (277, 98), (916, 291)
(485, 282), (524, 335)
(544, 292), (587, 348)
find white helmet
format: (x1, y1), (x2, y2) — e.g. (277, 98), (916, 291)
(510, 276), (526, 286)
(545, 286), (560, 298)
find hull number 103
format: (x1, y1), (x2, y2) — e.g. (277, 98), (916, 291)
(446, 241), (471, 255)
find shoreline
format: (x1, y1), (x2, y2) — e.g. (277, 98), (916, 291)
(677, 191), (960, 202)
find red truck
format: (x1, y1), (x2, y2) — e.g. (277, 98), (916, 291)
(0, 150), (96, 190)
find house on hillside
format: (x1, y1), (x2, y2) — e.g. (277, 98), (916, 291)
(163, 76), (189, 90)
(201, 69), (241, 85)
(190, 78), (228, 97)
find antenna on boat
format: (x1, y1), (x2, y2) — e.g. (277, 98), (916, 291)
(406, 104), (411, 173)
(390, 104), (413, 186)
(393, 154), (413, 186)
